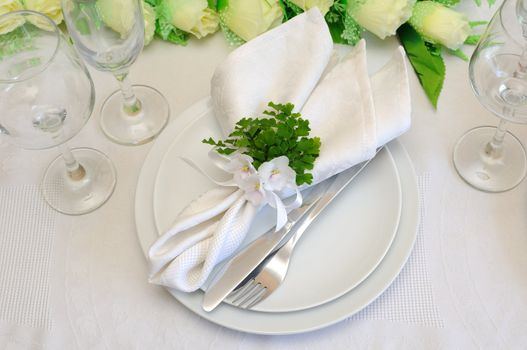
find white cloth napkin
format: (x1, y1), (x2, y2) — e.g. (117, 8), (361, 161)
(149, 8), (411, 293)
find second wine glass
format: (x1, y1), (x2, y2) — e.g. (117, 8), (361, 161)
(61, 0), (169, 145)
(453, 0), (527, 192)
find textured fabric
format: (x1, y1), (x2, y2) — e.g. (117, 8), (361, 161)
(352, 173), (444, 327)
(0, 185), (56, 349)
(149, 188), (258, 292)
(148, 9), (411, 293)
(2, 2), (523, 349)
(211, 8), (411, 184)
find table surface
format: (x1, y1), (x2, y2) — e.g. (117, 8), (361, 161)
(2, 2), (527, 349)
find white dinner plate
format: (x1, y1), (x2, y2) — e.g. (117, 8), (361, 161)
(135, 98), (419, 335)
(152, 100), (402, 313)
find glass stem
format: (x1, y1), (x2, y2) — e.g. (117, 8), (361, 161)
(114, 71), (142, 116)
(485, 119), (508, 160)
(59, 143), (86, 181)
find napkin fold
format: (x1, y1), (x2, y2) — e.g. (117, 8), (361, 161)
(149, 8), (411, 293)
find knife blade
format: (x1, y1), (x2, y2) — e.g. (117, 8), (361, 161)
(202, 148), (382, 312)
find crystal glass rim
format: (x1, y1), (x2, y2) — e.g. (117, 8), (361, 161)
(499, 0), (524, 47)
(470, 1), (514, 100)
(0, 10), (60, 84)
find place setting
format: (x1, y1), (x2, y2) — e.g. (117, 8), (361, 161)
(135, 9), (419, 334)
(3, 0), (527, 346)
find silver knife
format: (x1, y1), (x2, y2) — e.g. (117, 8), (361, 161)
(202, 148), (382, 312)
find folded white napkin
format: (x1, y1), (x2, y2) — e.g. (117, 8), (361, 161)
(149, 8), (411, 292)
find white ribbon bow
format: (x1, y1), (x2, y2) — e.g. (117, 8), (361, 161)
(184, 150), (303, 231)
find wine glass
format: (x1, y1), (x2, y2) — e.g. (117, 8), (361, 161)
(0, 11), (116, 215)
(453, 0), (527, 192)
(61, 0), (169, 145)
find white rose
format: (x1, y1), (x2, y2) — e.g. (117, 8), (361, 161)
(0, 0), (24, 34)
(142, 1), (155, 45)
(288, 0), (334, 16)
(409, 1), (470, 50)
(160, 0), (219, 39)
(23, 0), (63, 26)
(348, 0), (416, 40)
(96, 0), (135, 37)
(96, 0), (156, 45)
(220, 0), (283, 42)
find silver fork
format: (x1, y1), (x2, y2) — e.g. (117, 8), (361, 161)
(226, 151), (380, 310)
(226, 225), (308, 309)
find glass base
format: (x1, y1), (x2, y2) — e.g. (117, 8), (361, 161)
(41, 148), (116, 215)
(100, 85), (169, 145)
(453, 126), (527, 192)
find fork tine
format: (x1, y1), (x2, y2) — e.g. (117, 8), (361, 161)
(228, 279), (254, 301)
(232, 282), (264, 307)
(238, 284), (266, 309)
(245, 287), (269, 309)
(230, 281), (259, 304)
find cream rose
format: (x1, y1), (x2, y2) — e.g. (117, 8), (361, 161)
(348, 0), (416, 40)
(23, 0), (62, 25)
(409, 1), (470, 50)
(288, 0), (334, 16)
(96, 0), (135, 37)
(142, 2), (155, 45)
(96, 0), (157, 45)
(220, 0), (283, 42)
(0, 0), (24, 34)
(159, 0), (219, 39)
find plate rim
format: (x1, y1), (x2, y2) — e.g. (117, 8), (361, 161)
(135, 97), (419, 335)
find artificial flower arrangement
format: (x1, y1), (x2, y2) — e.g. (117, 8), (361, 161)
(202, 101), (320, 229)
(0, 0), (494, 107)
(137, 0), (495, 108)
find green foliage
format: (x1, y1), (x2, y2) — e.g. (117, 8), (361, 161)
(144, 0), (189, 45)
(429, 0), (494, 5)
(464, 34), (481, 45)
(447, 48), (469, 61)
(280, 0), (303, 20)
(326, 0), (363, 45)
(0, 25), (39, 60)
(472, 0), (496, 6)
(470, 20), (488, 27)
(397, 23), (446, 109)
(430, 0), (461, 6)
(203, 102), (321, 186)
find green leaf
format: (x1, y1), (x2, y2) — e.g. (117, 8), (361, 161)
(154, 0), (189, 45)
(397, 24), (446, 109)
(447, 48), (469, 61)
(203, 102), (321, 186)
(431, 0), (460, 6)
(470, 20), (488, 28)
(465, 35), (481, 45)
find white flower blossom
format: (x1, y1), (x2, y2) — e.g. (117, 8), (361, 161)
(24, 0), (62, 27)
(258, 156), (297, 192)
(220, 0), (283, 42)
(348, 0), (416, 40)
(0, 0), (24, 35)
(409, 1), (470, 50)
(288, 0), (334, 16)
(95, 0), (156, 45)
(238, 173), (265, 205)
(160, 0), (219, 39)
(224, 153), (257, 184)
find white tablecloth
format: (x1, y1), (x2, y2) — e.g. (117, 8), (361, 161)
(2, 2), (527, 349)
